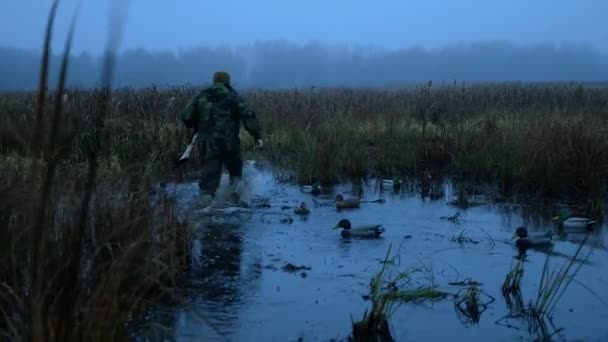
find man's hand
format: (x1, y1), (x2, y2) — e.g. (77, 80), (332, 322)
(255, 139), (264, 148)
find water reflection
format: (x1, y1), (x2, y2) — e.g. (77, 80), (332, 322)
(172, 184), (265, 341)
(173, 221), (246, 341)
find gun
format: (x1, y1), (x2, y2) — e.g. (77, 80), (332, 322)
(175, 132), (198, 166)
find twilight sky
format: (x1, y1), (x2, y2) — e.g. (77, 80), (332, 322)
(1, 0), (606, 55)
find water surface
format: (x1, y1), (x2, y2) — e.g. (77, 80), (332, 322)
(141, 161), (608, 341)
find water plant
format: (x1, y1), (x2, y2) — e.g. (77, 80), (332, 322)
(498, 232), (596, 341)
(350, 244), (448, 341)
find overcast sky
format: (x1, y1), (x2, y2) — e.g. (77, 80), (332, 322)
(1, 0), (606, 54)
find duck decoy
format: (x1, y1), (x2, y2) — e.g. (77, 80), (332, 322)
(293, 202), (310, 215)
(301, 182), (322, 196)
(381, 179), (394, 189)
(553, 213), (596, 232)
(333, 219), (385, 238)
(334, 194), (361, 209)
(381, 177), (402, 191)
(511, 227), (553, 251)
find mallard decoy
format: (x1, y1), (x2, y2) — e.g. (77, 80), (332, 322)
(381, 177), (402, 191)
(334, 194), (360, 209)
(333, 219), (385, 238)
(301, 182), (322, 196)
(511, 227), (553, 250)
(553, 213), (596, 232)
(293, 202), (310, 215)
(381, 179), (394, 188)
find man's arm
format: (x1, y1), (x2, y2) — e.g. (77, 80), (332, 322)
(236, 97), (262, 142)
(180, 93), (201, 131)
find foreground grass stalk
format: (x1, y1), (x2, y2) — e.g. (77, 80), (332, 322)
(30, 0), (59, 159)
(534, 233), (593, 316)
(29, 2), (61, 341)
(55, 2), (104, 339)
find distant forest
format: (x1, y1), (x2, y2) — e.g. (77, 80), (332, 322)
(1, 40), (607, 91)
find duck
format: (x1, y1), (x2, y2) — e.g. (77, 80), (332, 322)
(553, 213), (596, 232)
(293, 202), (310, 215)
(334, 194), (361, 209)
(511, 227), (553, 250)
(333, 219), (385, 238)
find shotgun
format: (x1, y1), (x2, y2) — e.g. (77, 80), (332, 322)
(175, 132), (198, 165)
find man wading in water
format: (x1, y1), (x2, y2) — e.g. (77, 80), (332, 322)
(180, 71), (263, 207)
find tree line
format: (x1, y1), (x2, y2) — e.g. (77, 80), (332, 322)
(1, 40), (606, 91)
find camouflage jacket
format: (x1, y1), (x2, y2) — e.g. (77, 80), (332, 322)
(180, 83), (261, 152)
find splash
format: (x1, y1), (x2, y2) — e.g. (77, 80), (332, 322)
(212, 160), (257, 207)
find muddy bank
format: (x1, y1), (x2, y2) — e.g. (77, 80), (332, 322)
(135, 161), (608, 341)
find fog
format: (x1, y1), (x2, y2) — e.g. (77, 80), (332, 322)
(1, 0), (606, 90)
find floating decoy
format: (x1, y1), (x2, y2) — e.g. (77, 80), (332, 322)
(293, 202), (310, 215)
(334, 194), (360, 209)
(511, 227), (553, 250)
(301, 182), (322, 196)
(333, 219), (385, 238)
(553, 213), (596, 232)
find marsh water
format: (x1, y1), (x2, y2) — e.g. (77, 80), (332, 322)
(137, 161), (608, 341)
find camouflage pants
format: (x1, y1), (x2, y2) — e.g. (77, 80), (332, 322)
(197, 138), (242, 195)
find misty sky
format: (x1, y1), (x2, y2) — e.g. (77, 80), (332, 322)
(1, 0), (607, 55)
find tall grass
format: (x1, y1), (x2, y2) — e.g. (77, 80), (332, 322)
(3, 81), (608, 202)
(255, 84), (608, 200)
(0, 1), (192, 341)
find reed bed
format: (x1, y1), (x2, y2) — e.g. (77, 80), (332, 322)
(3, 82), (608, 202)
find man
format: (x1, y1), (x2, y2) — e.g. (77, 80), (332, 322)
(180, 71), (263, 206)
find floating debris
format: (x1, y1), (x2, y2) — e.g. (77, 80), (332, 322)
(280, 216), (294, 224)
(450, 230), (480, 244)
(449, 279), (483, 287)
(447, 197), (485, 209)
(282, 263), (312, 273)
(364, 198), (386, 204)
(395, 287), (450, 304)
(440, 211), (461, 223)
(260, 212), (295, 224)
